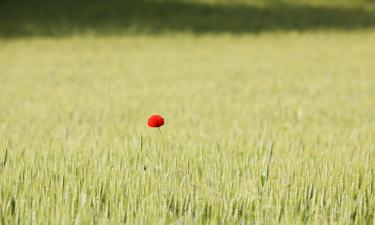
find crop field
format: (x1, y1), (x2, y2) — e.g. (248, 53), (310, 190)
(1, 0), (375, 223)
(1, 31), (375, 224)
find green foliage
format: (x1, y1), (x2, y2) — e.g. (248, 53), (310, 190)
(0, 0), (374, 37)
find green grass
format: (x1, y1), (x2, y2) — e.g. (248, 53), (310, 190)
(1, 31), (375, 224)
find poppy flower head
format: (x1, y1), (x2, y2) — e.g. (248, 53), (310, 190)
(147, 115), (164, 128)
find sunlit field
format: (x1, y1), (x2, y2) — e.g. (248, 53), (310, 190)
(1, 30), (375, 224)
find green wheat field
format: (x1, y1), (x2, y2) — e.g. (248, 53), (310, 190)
(1, 0), (375, 224)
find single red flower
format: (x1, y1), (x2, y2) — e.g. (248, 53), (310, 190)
(147, 115), (164, 128)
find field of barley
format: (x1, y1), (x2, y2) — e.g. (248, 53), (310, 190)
(1, 0), (375, 224)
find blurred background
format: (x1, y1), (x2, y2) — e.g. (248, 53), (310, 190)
(1, 0), (375, 146)
(1, 0), (375, 37)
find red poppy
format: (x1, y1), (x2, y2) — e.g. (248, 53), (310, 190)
(147, 115), (164, 128)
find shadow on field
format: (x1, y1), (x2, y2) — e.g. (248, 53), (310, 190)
(1, 0), (375, 37)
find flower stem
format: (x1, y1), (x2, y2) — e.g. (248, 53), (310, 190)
(158, 127), (165, 151)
